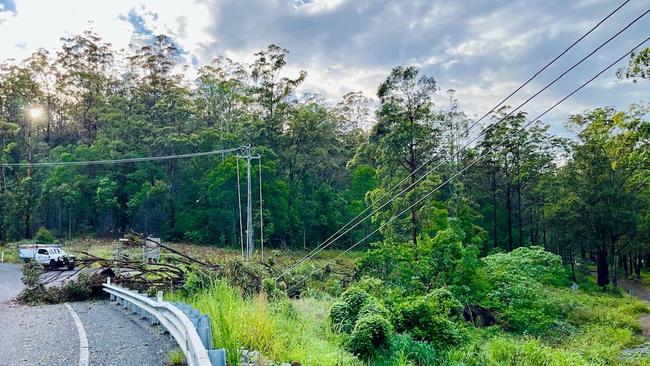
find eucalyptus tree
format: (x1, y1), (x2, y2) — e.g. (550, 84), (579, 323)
(250, 44), (306, 147)
(56, 30), (114, 142)
(561, 108), (646, 286)
(368, 66), (442, 252)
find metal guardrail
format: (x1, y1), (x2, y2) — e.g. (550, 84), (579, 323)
(102, 278), (226, 366)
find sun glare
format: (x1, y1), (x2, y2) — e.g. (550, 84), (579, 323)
(28, 107), (44, 119)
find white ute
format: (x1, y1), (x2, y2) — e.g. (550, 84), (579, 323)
(18, 244), (76, 269)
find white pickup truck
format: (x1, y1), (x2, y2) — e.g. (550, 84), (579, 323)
(18, 244), (76, 269)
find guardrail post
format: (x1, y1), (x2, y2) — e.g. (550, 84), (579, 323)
(208, 349), (226, 366)
(157, 290), (163, 303)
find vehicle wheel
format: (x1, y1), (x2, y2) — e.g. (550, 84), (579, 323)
(49, 259), (56, 269)
(67, 264), (75, 270)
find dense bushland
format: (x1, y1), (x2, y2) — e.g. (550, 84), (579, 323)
(172, 243), (650, 365)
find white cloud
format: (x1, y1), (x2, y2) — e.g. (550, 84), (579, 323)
(0, 0), (648, 134)
(0, 0), (212, 64)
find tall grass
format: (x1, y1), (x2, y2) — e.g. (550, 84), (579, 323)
(173, 280), (361, 365)
(448, 287), (650, 366)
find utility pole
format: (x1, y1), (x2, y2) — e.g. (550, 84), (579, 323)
(246, 149), (253, 259)
(237, 145), (261, 260)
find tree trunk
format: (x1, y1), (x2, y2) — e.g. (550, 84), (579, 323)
(621, 254), (629, 277)
(596, 247), (609, 287)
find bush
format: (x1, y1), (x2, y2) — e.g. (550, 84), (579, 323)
(482, 246), (564, 286)
(183, 265), (218, 295)
(348, 313), (393, 358)
(34, 226), (55, 243)
(218, 259), (264, 297)
(262, 277), (285, 301)
(395, 288), (467, 349)
(485, 273), (560, 334)
(330, 287), (371, 334)
(479, 248), (566, 334)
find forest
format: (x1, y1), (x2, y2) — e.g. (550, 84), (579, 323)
(1, 29), (650, 364)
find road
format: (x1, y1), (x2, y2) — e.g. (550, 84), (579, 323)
(0, 263), (24, 302)
(0, 263), (176, 366)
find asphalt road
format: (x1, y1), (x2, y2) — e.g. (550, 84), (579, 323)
(0, 263), (176, 366)
(0, 263), (24, 302)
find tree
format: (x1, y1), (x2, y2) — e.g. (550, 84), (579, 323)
(617, 47), (649, 82)
(368, 66), (441, 253)
(561, 108), (645, 286)
(57, 30), (114, 142)
(250, 44), (306, 146)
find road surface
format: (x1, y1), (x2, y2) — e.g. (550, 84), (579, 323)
(0, 263), (176, 366)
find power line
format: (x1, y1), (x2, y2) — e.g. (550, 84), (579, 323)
(284, 36), (650, 294)
(276, 3), (646, 281)
(276, 0), (633, 278)
(0, 147), (243, 167)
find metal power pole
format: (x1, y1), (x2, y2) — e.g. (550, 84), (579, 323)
(246, 150), (253, 259)
(237, 145), (261, 260)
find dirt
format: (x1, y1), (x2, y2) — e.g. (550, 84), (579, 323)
(617, 277), (650, 361)
(619, 277), (650, 337)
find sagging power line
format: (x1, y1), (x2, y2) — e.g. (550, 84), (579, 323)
(276, 1), (647, 282)
(0, 147), (243, 167)
(285, 35), (650, 294)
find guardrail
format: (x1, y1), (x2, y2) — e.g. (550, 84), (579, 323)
(103, 278), (226, 366)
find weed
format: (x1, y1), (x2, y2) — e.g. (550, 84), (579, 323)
(167, 348), (186, 366)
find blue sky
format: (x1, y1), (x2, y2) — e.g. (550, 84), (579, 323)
(0, 0), (648, 136)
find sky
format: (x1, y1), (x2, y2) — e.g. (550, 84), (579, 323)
(0, 0), (648, 136)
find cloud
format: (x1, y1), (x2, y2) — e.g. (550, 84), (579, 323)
(0, 0), (648, 133)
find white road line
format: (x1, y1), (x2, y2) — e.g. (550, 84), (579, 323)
(65, 303), (90, 366)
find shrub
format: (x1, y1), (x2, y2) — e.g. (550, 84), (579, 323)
(482, 246), (564, 286)
(34, 226), (55, 243)
(395, 288), (467, 349)
(479, 248), (566, 334)
(262, 277), (285, 300)
(330, 287), (371, 334)
(348, 313), (393, 358)
(485, 273), (560, 334)
(183, 265), (218, 295)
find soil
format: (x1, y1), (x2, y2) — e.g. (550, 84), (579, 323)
(618, 277), (650, 360)
(619, 277), (650, 337)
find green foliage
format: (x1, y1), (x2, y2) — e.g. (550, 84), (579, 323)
(382, 333), (438, 366)
(167, 349), (187, 366)
(330, 287), (372, 334)
(18, 261), (46, 304)
(478, 248), (566, 334)
(170, 280), (360, 366)
(357, 218), (480, 295)
(395, 288), (466, 349)
(349, 313), (393, 359)
(34, 226), (55, 243)
(482, 246), (564, 285)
